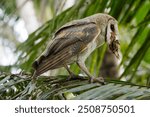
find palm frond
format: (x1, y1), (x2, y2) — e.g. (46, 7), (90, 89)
(0, 74), (150, 100)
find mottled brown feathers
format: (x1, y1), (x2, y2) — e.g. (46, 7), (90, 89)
(32, 22), (99, 76)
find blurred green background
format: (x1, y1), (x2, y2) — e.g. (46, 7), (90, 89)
(0, 0), (150, 87)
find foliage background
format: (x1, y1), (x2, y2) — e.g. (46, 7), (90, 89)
(0, 0), (150, 100)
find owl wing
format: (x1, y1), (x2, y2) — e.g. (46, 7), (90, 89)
(32, 21), (100, 76)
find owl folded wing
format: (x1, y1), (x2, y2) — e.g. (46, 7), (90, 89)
(32, 21), (100, 76)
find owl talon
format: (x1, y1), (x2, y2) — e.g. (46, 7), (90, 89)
(67, 74), (83, 81)
(67, 74), (76, 80)
(90, 77), (105, 84)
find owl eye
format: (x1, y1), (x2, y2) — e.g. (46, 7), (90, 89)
(110, 24), (115, 32)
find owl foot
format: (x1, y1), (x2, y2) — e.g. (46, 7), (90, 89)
(90, 77), (106, 84)
(67, 74), (83, 81)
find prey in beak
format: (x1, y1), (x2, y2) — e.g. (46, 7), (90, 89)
(106, 19), (120, 59)
(109, 32), (120, 59)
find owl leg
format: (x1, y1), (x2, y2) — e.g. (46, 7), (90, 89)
(64, 64), (81, 80)
(77, 61), (105, 84)
(32, 71), (37, 81)
(64, 65), (75, 78)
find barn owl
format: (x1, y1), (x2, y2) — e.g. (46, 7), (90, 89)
(32, 13), (120, 83)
